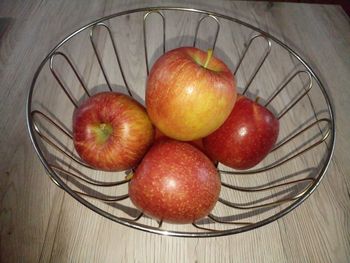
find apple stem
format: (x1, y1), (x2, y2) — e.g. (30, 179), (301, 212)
(255, 96), (261, 104)
(92, 123), (113, 144)
(204, 49), (213, 69)
(100, 123), (113, 139)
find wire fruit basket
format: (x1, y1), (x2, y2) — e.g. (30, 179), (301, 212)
(26, 7), (335, 237)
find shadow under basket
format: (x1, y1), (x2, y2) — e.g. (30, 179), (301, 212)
(26, 7), (335, 237)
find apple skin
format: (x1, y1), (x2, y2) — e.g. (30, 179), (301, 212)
(203, 95), (279, 170)
(154, 128), (217, 163)
(146, 47), (237, 141)
(129, 139), (221, 224)
(154, 127), (204, 153)
(73, 92), (154, 171)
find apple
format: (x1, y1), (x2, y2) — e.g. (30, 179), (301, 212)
(146, 47), (237, 141)
(154, 127), (203, 152)
(154, 127), (167, 141)
(73, 91), (154, 171)
(203, 95), (279, 170)
(128, 139), (221, 224)
(154, 127), (217, 163)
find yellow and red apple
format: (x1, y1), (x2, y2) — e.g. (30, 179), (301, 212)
(146, 47), (237, 141)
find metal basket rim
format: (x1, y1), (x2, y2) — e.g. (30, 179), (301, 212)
(26, 6), (336, 238)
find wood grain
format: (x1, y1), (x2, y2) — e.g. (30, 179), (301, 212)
(0, 0), (349, 262)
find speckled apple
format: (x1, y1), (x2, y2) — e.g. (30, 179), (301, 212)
(146, 47), (237, 141)
(203, 95), (279, 170)
(128, 139), (221, 224)
(154, 127), (217, 164)
(73, 92), (154, 171)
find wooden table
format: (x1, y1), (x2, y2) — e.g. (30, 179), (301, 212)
(1, 1), (349, 262)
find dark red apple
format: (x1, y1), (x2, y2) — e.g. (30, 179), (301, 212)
(203, 95), (279, 170)
(146, 47), (237, 141)
(73, 91), (154, 171)
(129, 139), (221, 224)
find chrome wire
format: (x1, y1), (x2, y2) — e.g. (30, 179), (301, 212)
(90, 23), (133, 96)
(50, 164), (130, 187)
(208, 214), (253, 226)
(31, 110), (93, 168)
(143, 11), (166, 75)
(218, 180), (313, 210)
(234, 34), (272, 95)
(26, 7), (335, 237)
(89, 24), (112, 92)
(75, 191), (129, 203)
(50, 52), (90, 108)
(193, 14), (220, 51)
(221, 178), (315, 192)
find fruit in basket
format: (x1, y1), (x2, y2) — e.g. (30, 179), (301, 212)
(154, 128), (217, 163)
(128, 139), (221, 224)
(155, 127), (203, 154)
(146, 47), (237, 141)
(72, 91), (154, 171)
(203, 95), (279, 170)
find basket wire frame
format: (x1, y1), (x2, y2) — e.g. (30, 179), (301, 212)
(26, 7), (335, 237)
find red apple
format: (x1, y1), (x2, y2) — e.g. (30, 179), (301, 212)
(154, 127), (217, 163)
(154, 127), (167, 141)
(129, 139), (221, 224)
(203, 95), (279, 170)
(154, 127), (203, 152)
(73, 91), (154, 171)
(146, 47), (237, 141)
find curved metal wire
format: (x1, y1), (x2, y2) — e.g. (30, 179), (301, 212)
(26, 7), (336, 238)
(90, 23), (133, 96)
(31, 110), (93, 169)
(143, 11), (166, 75)
(50, 164), (130, 187)
(50, 51), (90, 108)
(193, 14), (220, 51)
(234, 34), (272, 95)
